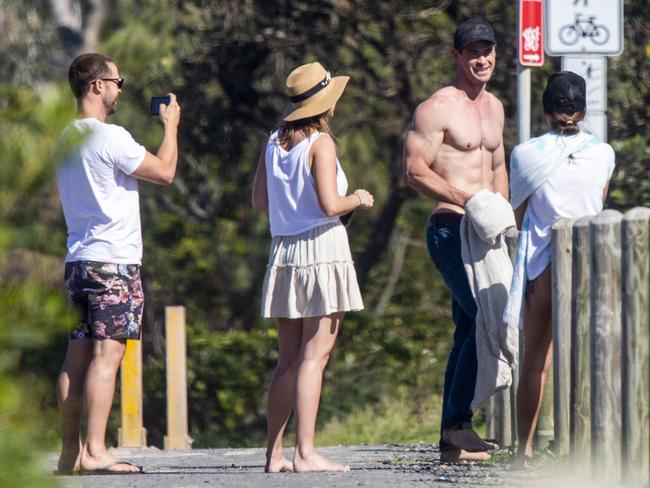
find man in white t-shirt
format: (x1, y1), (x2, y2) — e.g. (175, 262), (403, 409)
(55, 53), (180, 475)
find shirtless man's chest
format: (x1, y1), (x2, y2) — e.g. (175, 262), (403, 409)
(430, 88), (505, 212)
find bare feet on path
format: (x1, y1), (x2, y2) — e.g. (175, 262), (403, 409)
(265, 456), (294, 473)
(293, 451), (350, 472)
(80, 450), (142, 473)
(442, 428), (498, 452)
(440, 447), (491, 463)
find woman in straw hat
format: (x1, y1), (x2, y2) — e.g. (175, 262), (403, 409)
(506, 72), (615, 467)
(252, 62), (374, 473)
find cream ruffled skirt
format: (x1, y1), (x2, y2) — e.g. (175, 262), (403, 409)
(261, 221), (364, 318)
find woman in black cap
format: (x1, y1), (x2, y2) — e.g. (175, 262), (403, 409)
(252, 62), (373, 473)
(506, 71), (615, 465)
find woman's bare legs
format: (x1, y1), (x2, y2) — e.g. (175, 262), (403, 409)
(265, 318), (303, 473)
(515, 266), (553, 461)
(293, 312), (349, 472)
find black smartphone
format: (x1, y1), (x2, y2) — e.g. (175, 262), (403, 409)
(150, 96), (171, 116)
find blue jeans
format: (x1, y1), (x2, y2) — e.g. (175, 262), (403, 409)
(426, 212), (478, 447)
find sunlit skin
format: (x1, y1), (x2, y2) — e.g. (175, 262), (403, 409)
(403, 41), (507, 215)
(402, 39), (507, 462)
(452, 41), (496, 88)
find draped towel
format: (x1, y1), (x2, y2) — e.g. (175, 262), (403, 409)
(504, 131), (601, 330)
(460, 189), (518, 410)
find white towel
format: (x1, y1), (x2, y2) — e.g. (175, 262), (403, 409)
(504, 131), (601, 331)
(503, 213), (529, 331)
(510, 131), (599, 209)
(460, 189), (518, 411)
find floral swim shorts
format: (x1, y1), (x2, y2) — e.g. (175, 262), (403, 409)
(64, 261), (144, 341)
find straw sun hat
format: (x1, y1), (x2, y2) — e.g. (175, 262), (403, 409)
(283, 62), (349, 122)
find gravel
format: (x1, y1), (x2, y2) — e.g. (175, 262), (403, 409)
(45, 444), (590, 488)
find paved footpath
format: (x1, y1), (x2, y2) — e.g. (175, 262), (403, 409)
(47, 444), (592, 488)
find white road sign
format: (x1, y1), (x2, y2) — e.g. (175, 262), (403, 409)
(546, 0), (623, 56)
(579, 112), (607, 142)
(561, 56), (607, 112)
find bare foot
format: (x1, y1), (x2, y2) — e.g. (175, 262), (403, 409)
(57, 447), (81, 474)
(442, 428), (498, 452)
(80, 449), (142, 473)
(440, 447), (491, 463)
(265, 456), (294, 473)
(293, 451), (350, 473)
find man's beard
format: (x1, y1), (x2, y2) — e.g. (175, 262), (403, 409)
(104, 98), (117, 116)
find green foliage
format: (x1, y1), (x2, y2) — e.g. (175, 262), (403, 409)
(0, 84), (75, 485)
(318, 388), (442, 446)
(605, 0), (650, 209)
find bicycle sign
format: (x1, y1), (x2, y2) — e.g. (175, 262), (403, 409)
(546, 0), (623, 56)
(560, 15), (609, 46)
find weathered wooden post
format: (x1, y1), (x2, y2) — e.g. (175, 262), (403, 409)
(486, 395), (497, 442)
(497, 389), (512, 448)
(551, 218), (575, 454)
(590, 210), (622, 482)
(164, 306), (192, 450)
(621, 208), (650, 485)
(570, 216), (592, 467)
(118, 339), (147, 447)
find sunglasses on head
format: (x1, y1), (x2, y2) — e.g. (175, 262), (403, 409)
(94, 77), (125, 89)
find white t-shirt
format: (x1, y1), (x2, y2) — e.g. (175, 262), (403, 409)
(265, 131), (347, 237)
(56, 118), (146, 264)
(526, 138), (615, 279)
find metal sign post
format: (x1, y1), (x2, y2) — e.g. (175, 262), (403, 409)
(562, 56), (608, 140)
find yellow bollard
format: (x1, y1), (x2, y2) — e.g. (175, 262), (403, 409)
(118, 339), (147, 447)
(164, 306), (192, 450)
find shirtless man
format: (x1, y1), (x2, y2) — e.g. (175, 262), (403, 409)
(403, 18), (508, 462)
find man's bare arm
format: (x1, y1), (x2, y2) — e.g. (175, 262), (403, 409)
(491, 98), (509, 200)
(492, 141), (508, 200)
(402, 100), (471, 207)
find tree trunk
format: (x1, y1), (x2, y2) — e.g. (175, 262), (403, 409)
(47, 0), (107, 60)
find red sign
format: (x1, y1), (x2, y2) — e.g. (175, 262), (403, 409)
(519, 0), (544, 66)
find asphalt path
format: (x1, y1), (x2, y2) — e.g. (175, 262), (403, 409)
(47, 444), (594, 488)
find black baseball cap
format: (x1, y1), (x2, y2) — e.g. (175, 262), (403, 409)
(542, 71), (587, 115)
(453, 18), (497, 50)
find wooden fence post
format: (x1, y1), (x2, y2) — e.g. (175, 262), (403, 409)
(590, 210), (623, 482)
(497, 389), (512, 448)
(164, 306), (192, 450)
(118, 339), (147, 447)
(551, 218), (576, 454)
(486, 395), (497, 442)
(570, 216), (592, 467)
(621, 208), (650, 485)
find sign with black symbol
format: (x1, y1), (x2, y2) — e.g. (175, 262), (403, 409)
(546, 0), (623, 56)
(561, 56), (607, 112)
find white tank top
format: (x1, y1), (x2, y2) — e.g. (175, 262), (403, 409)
(265, 130), (348, 237)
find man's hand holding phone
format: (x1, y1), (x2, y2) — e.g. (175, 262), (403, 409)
(151, 93), (180, 131)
